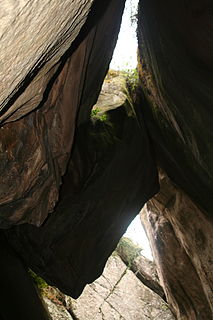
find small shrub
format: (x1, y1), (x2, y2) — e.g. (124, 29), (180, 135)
(91, 107), (101, 117)
(91, 107), (108, 122)
(116, 237), (142, 267)
(29, 269), (48, 292)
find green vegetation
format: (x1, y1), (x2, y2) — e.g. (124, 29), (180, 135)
(29, 269), (48, 293)
(123, 68), (139, 92)
(91, 107), (108, 122)
(116, 237), (142, 268)
(91, 107), (100, 117)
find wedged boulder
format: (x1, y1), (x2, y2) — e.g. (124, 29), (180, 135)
(0, 0), (126, 228)
(3, 72), (159, 297)
(141, 172), (213, 319)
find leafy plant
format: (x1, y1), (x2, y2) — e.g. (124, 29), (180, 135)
(91, 107), (108, 122)
(91, 107), (101, 117)
(29, 269), (48, 292)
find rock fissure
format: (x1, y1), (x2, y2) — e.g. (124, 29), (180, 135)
(98, 266), (128, 317)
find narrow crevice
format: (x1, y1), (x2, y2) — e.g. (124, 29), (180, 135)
(98, 266), (128, 316)
(67, 307), (79, 320)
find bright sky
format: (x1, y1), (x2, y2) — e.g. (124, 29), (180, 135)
(110, 0), (153, 260)
(124, 214), (153, 260)
(110, 0), (138, 70)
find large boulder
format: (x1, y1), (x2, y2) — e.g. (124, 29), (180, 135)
(141, 172), (213, 319)
(3, 71), (158, 298)
(136, 1), (213, 318)
(41, 253), (175, 320)
(137, 0), (213, 215)
(0, 0), (95, 123)
(0, 0), (128, 228)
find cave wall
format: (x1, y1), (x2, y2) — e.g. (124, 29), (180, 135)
(0, 0), (95, 123)
(141, 173), (213, 319)
(137, 1), (213, 318)
(137, 0), (213, 215)
(4, 86), (158, 298)
(1, 0), (159, 299)
(0, 0), (127, 228)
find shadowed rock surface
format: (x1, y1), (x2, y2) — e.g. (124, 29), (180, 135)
(137, 0), (213, 215)
(4, 93), (158, 298)
(0, 0), (127, 228)
(136, 1), (213, 317)
(0, 234), (49, 320)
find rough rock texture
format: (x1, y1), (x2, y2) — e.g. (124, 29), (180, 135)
(92, 70), (127, 113)
(137, 0), (213, 215)
(43, 297), (73, 320)
(0, 0), (95, 123)
(136, 1), (213, 317)
(0, 0), (127, 228)
(42, 254), (175, 320)
(116, 237), (165, 299)
(3, 74), (158, 298)
(141, 172), (213, 319)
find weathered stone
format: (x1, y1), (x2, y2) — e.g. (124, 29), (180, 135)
(136, 2), (213, 316)
(92, 70), (127, 113)
(43, 255), (175, 320)
(0, 1), (212, 319)
(116, 237), (165, 299)
(0, 0), (95, 123)
(137, 0), (213, 215)
(4, 70), (158, 298)
(43, 297), (73, 320)
(141, 172), (213, 319)
(0, 0), (127, 228)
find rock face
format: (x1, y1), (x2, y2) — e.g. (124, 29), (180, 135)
(137, 0), (213, 215)
(141, 172), (213, 319)
(42, 253), (175, 320)
(43, 297), (73, 320)
(0, 0), (95, 123)
(0, 0), (128, 228)
(116, 237), (165, 299)
(67, 255), (174, 320)
(92, 70), (127, 113)
(136, 1), (213, 318)
(4, 78), (158, 298)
